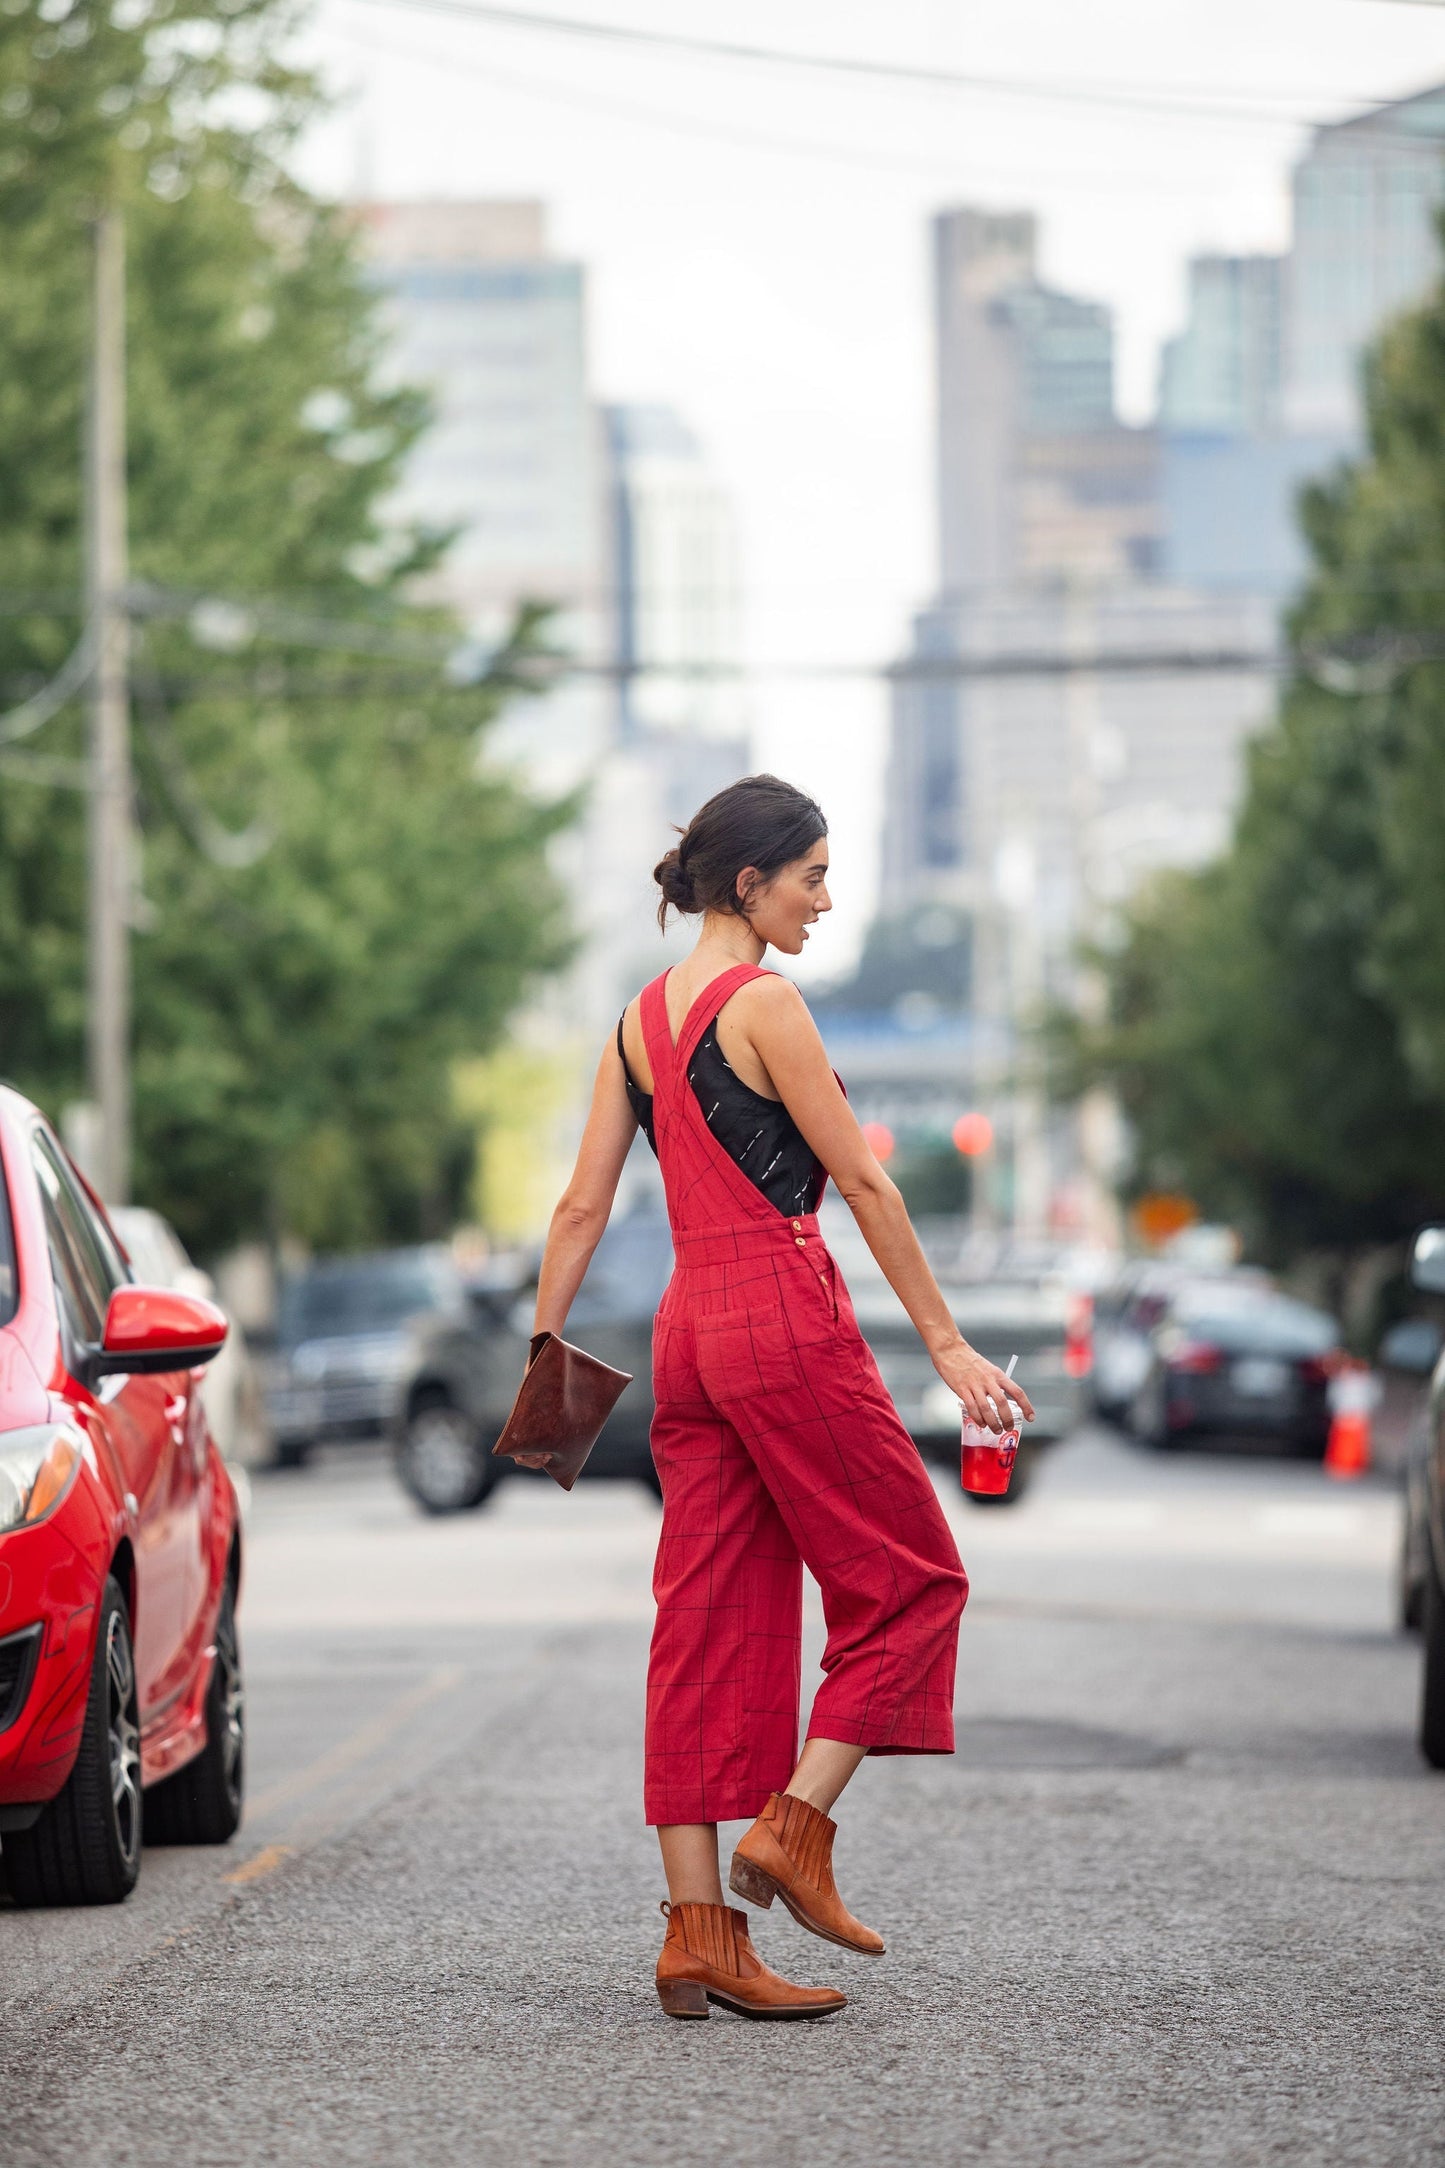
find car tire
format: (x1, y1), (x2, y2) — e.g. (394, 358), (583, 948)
(1131, 1377), (1171, 1451)
(144, 1578), (244, 1845)
(1419, 1531), (1445, 1771)
(395, 1393), (498, 1515)
(1, 1576), (142, 1907)
(272, 1437), (312, 1470)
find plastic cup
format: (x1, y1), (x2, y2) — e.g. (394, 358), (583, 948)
(960, 1403), (1022, 1495)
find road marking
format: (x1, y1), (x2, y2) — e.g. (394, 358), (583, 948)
(223, 1843), (293, 1885)
(245, 1664), (465, 1820)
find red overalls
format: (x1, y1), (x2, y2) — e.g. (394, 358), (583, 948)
(641, 963), (968, 1827)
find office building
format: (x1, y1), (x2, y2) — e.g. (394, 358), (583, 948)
(1159, 255), (1283, 437)
(360, 200), (602, 630)
(604, 403), (745, 749)
(933, 209), (1158, 592)
(1284, 83), (1445, 435)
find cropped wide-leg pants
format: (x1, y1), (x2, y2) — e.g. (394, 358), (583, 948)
(644, 1215), (968, 1827)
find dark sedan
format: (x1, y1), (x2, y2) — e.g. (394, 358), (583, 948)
(1405, 1225), (1445, 1769)
(391, 1213), (672, 1513)
(1127, 1281), (1341, 1454)
(265, 1246), (468, 1467)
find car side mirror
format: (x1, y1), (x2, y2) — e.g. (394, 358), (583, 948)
(90, 1285), (229, 1380)
(1410, 1226), (1445, 1297)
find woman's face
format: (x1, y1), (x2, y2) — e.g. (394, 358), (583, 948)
(739, 837), (832, 955)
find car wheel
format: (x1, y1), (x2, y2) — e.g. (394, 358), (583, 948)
(2, 1577), (142, 1907)
(1419, 1533), (1445, 1770)
(1130, 1376), (1170, 1451)
(144, 1578), (244, 1845)
(272, 1437), (312, 1470)
(395, 1394), (498, 1515)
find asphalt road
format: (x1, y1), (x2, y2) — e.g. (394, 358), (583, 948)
(3, 1425), (1441, 2168)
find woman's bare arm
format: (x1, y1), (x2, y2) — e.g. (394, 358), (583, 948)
(532, 1039), (638, 1339)
(743, 978), (1034, 1432)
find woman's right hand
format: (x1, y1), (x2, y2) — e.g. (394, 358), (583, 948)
(931, 1341), (1035, 1431)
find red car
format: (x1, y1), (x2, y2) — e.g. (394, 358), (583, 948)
(0, 1085), (243, 1905)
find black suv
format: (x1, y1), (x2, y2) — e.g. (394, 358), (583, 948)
(390, 1212), (674, 1513)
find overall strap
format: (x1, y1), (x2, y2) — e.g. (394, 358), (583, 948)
(674, 963), (773, 1072)
(638, 972), (676, 1099)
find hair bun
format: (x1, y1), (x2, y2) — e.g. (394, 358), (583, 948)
(653, 845), (697, 915)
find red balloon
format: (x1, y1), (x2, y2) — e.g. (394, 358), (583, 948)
(860, 1121), (895, 1164)
(952, 1112), (994, 1158)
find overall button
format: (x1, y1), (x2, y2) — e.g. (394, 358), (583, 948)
(792, 1219), (803, 1230)
(794, 1236), (807, 1248)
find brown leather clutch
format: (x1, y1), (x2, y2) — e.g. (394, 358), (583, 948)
(491, 1331), (634, 1491)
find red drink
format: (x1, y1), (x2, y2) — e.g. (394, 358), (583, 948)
(960, 1418), (1020, 1495)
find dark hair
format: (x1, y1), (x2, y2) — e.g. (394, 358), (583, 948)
(653, 773), (827, 930)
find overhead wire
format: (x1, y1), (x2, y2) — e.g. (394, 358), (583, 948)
(340, 0), (1400, 137)
(332, 22), (1291, 196)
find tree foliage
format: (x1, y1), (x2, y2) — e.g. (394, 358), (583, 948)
(0, 0), (575, 1254)
(1068, 237), (1445, 1266)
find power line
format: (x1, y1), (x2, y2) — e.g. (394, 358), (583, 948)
(334, 22), (1304, 193)
(344, 0), (1422, 137)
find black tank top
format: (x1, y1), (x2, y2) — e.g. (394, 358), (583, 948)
(617, 1015), (825, 1219)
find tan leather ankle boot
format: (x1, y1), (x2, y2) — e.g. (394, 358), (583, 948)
(729, 1792), (885, 1955)
(655, 1901), (847, 2021)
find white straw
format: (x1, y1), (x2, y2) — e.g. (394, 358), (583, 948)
(1005, 1353), (1018, 1379)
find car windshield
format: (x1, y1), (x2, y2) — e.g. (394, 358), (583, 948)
(279, 1251), (454, 1342)
(0, 1164), (15, 1328)
(1175, 1290), (1337, 1356)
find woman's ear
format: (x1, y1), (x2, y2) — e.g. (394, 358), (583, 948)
(735, 865), (760, 911)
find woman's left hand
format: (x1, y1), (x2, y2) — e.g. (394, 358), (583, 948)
(931, 1342), (1036, 1431)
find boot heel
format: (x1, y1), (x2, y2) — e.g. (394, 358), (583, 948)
(657, 1978), (710, 2019)
(728, 1855), (778, 1909)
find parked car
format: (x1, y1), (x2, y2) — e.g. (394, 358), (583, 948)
(265, 1245), (469, 1466)
(109, 1205), (272, 1468)
(1405, 1226), (1445, 1768)
(1126, 1279), (1341, 1454)
(0, 1085), (243, 1905)
(1090, 1259), (1272, 1424)
(392, 1212), (671, 1513)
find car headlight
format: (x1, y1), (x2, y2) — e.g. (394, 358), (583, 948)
(0, 1425), (83, 1535)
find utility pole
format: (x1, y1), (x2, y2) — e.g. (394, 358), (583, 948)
(85, 206), (131, 1205)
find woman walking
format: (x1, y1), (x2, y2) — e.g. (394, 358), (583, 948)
(532, 774), (1032, 2020)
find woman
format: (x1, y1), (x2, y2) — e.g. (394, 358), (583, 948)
(533, 774), (1032, 2022)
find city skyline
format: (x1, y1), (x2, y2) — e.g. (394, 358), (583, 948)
(295, 4), (1445, 968)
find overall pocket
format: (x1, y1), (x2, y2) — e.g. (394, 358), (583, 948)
(694, 1308), (804, 1401)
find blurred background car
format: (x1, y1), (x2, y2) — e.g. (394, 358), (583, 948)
(1090, 1251), (1274, 1426)
(1125, 1279), (1341, 1455)
(1404, 1226), (1445, 1767)
(265, 1245), (468, 1468)
(391, 1211), (671, 1513)
(109, 1206), (272, 1471)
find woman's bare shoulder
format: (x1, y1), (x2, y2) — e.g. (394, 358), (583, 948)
(730, 972), (815, 1037)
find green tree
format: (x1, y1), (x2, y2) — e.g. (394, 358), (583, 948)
(0, 0), (575, 1254)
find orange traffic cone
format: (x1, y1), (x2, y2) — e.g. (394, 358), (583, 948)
(1324, 1360), (1375, 1480)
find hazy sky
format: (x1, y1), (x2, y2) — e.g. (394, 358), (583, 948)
(295, 0), (1445, 972)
